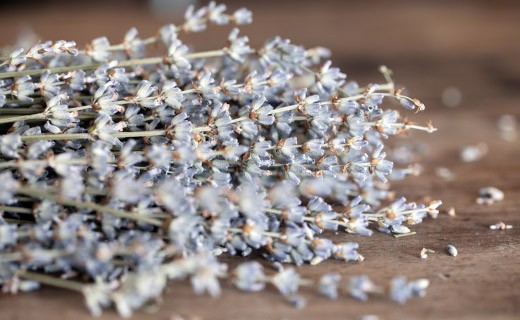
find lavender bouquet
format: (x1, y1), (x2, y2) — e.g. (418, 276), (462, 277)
(0, 2), (439, 317)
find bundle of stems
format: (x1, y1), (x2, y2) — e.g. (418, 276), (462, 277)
(0, 2), (438, 317)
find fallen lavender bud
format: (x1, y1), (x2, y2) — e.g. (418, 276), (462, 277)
(489, 222), (512, 230)
(497, 115), (517, 142)
(477, 186), (504, 205)
(389, 276), (430, 304)
(348, 275), (379, 301)
(420, 248), (435, 259)
(445, 244), (458, 257)
(460, 143), (488, 162)
(435, 167), (455, 181)
(318, 273), (341, 299)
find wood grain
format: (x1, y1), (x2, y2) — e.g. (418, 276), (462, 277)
(0, 1), (519, 319)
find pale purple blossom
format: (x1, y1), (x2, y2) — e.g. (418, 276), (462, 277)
(12, 75), (35, 102)
(0, 2), (439, 315)
(208, 2), (229, 25)
(233, 8), (253, 25)
(226, 28), (250, 62)
(233, 262), (266, 292)
(87, 37), (111, 62)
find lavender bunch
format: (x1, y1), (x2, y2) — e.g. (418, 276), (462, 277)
(0, 2), (440, 317)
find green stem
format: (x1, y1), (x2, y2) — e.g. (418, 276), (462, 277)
(267, 103), (299, 115)
(0, 49), (226, 79)
(0, 106), (92, 124)
(3, 218), (34, 224)
(0, 80), (250, 125)
(0, 108), (43, 115)
(263, 208), (349, 227)
(18, 122), (215, 142)
(0, 206), (32, 214)
(18, 270), (85, 292)
(0, 113), (46, 124)
(370, 207), (433, 218)
(20, 133), (91, 142)
(393, 232), (417, 238)
(18, 187), (162, 226)
(111, 130), (165, 139)
(0, 158), (90, 169)
(0, 252), (23, 262)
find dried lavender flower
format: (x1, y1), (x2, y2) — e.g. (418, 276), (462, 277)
(420, 248), (435, 259)
(348, 275), (377, 301)
(0, 133), (22, 158)
(12, 75), (35, 102)
(318, 273), (341, 299)
(489, 222), (513, 230)
(460, 142), (488, 162)
(477, 186), (504, 205)
(0, 172), (19, 204)
(233, 8), (253, 25)
(389, 276), (430, 304)
(445, 244), (458, 257)
(435, 167), (455, 181)
(0, 2), (441, 316)
(87, 37), (111, 62)
(497, 115), (517, 141)
(233, 262), (266, 292)
(271, 268), (300, 296)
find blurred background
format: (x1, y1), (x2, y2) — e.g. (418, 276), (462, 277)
(0, 2), (519, 319)
(0, 0), (519, 112)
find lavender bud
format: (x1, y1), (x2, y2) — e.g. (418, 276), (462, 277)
(0, 172), (19, 204)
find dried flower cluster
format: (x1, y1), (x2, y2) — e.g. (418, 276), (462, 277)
(0, 2), (439, 317)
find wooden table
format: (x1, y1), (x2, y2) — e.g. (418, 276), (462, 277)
(0, 1), (519, 319)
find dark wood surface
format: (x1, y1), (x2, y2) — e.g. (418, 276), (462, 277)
(0, 1), (519, 319)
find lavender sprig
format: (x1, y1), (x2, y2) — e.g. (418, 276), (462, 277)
(0, 2), (440, 317)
